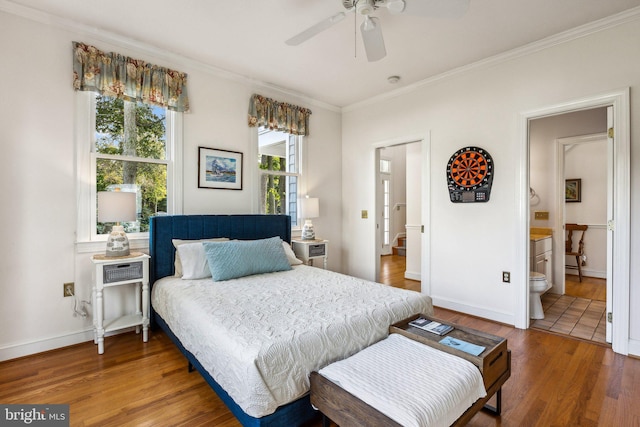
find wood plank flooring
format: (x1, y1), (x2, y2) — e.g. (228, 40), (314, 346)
(1, 259), (638, 426)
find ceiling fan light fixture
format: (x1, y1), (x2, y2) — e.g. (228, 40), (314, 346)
(362, 15), (377, 31)
(356, 0), (375, 16)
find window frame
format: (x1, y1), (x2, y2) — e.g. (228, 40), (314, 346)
(75, 92), (183, 253)
(254, 129), (306, 231)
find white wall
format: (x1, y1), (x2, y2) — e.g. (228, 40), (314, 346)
(341, 18), (640, 349)
(0, 10), (342, 360)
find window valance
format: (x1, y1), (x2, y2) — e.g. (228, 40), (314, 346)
(248, 94), (311, 136)
(72, 42), (190, 113)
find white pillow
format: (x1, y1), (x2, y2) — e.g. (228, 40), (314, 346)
(172, 238), (229, 277)
(283, 241), (304, 265)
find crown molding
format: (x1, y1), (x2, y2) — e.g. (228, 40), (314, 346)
(3, 0), (638, 114)
(343, 6), (640, 112)
(0, 0), (341, 113)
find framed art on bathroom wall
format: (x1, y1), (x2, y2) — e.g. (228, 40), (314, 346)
(565, 178), (581, 202)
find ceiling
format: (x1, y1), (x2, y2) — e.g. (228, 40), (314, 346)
(6, 0), (640, 107)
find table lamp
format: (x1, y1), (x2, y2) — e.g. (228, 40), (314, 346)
(300, 197), (319, 240)
(98, 191), (137, 257)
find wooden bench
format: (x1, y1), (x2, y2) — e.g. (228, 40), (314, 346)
(310, 314), (511, 426)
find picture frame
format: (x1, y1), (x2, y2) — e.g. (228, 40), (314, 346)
(565, 178), (581, 202)
(198, 147), (243, 190)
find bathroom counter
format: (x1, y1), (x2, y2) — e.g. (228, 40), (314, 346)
(530, 233), (551, 242)
(530, 227), (553, 242)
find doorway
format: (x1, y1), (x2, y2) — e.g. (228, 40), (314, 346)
(520, 89), (630, 355)
(374, 135), (429, 290)
(529, 119), (609, 344)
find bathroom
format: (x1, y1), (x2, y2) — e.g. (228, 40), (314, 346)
(528, 107), (609, 343)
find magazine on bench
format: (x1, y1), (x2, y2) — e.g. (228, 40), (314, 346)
(409, 318), (454, 335)
(439, 336), (486, 356)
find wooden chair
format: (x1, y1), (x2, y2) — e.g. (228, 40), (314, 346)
(565, 224), (588, 282)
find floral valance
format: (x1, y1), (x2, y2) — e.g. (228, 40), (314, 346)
(248, 94), (311, 136)
(72, 42), (190, 113)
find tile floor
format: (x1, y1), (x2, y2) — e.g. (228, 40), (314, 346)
(531, 293), (607, 344)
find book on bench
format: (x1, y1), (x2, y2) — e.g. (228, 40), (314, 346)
(409, 318), (454, 335)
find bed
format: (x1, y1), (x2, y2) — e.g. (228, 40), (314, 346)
(149, 214), (433, 426)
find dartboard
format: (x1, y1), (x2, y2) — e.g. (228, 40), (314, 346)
(446, 146), (494, 203)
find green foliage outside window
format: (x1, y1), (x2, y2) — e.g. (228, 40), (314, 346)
(95, 96), (167, 233)
(259, 155), (287, 215)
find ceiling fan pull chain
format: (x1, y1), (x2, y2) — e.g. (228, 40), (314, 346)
(354, 4), (357, 59)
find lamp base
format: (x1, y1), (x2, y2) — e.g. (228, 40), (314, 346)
(106, 225), (131, 257)
(302, 220), (315, 240)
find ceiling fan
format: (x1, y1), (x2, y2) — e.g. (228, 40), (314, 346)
(285, 0), (470, 62)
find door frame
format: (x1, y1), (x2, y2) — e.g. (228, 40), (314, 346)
(374, 133), (430, 292)
(518, 88), (630, 354)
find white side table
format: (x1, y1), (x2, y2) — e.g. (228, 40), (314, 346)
(292, 239), (328, 269)
(91, 252), (150, 354)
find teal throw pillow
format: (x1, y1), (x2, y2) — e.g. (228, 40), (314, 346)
(203, 237), (292, 281)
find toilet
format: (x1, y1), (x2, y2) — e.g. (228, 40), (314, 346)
(530, 272), (552, 319)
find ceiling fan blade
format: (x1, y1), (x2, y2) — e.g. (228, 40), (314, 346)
(285, 11), (348, 46)
(360, 16), (386, 62)
(400, 0), (470, 18)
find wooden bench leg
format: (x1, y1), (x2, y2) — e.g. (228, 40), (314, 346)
(482, 387), (502, 415)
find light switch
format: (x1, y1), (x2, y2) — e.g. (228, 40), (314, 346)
(534, 211), (549, 220)
(361, 210), (368, 219)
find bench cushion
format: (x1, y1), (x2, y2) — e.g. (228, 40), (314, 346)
(318, 334), (486, 427)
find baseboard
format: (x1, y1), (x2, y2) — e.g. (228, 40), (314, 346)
(0, 329), (94, 362)
(565, 267), (606, 279)
(431, 296), (515, 327)
(404, 270), (421, 281)
(0, 327), (140, 362)
(628, 338), (640, 357)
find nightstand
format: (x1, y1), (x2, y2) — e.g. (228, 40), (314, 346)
(91, 252), (150, 354)
(292, 239), (328, 269)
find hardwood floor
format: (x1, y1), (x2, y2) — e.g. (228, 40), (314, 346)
(566, 275), (607, 302)
(379, 254), (421, 291)
(1, 261), (638, 426)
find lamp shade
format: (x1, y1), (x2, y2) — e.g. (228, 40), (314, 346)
(98, 191), (136, 223)
(300, 197), (319, 219)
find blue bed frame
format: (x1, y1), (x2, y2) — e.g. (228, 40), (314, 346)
(149, 214), (317, 426)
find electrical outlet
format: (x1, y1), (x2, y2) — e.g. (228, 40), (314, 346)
(64, 282), (74, 297)
(502, 272), (511, 283)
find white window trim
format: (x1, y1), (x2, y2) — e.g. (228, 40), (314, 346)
(252, 130), (307, 233)
(75, 92), (183, 253)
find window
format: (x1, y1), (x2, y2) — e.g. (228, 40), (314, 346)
(380, 158), (391, 247)
(257, 129), (302, 227)
(95, 95), (168, 235)
(76, 92), (182, 250)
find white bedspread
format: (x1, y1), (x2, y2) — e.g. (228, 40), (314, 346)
(151, 265), (432, 418)
(319, 334), (487, 427)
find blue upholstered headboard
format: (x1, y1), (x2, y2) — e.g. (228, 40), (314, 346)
(149, 214), (292, 284)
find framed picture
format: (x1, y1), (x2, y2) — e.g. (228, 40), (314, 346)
(198, 147), (243, 190)
(565, 178), (581, 202)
